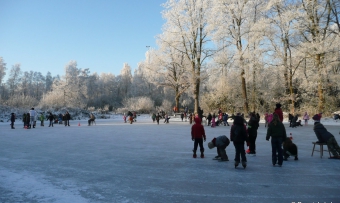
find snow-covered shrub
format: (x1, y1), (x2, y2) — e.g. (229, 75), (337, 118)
(7, 94), (38, 109)
(123, 96), (154, 113)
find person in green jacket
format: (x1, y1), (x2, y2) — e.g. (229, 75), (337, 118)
(40, 113), (45, 127)
(266, 113), (287, 167)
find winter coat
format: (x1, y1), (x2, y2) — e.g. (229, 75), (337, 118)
(223, 114), (228, 121)
(266, 121), (287, 140)
(230, 116), (248, 144)
(48, 114), (54, 121)
(303, 114), (310, 120)
(10, 114), (15, 122)
(65, 112), (70, 120)
(40, 114), (45, 121)
(212, 135), (230, 148)
(207, 114), (212, 121)
(191, 117), (206, 140)
(247, 116), (259, 136)
(274, 108), (283, 122)
(313, 122), (334, 143)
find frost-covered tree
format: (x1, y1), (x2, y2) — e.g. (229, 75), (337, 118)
(118, 63), (132, 99)
(298, 0), (340, 112)
(142, 46), (191, 111)
(210, 0), (264, 114)
(0, 57), (6, 85)
(159, 0), (214, 113)
(6, 64), (22, 96)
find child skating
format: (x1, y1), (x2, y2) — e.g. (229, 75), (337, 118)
(191, 117), (206, 158)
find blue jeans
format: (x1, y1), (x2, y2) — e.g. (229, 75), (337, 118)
(271, 138), (283, 165)
(233, 142), (247, 162)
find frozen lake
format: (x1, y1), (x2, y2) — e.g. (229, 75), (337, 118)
(1, 115), (339, 203)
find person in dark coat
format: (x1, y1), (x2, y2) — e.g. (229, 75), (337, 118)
(247, 112), (259, 155)
(10, 113), (15, 129)
(208, 135), (230, 161)
(25, 113), (31, 128)
(274, 103), (283, 122)
(283, 137), (298, 161)
(313, 114), (340, 158)
(223, 113), (229, 126)
(180, 112), (184, 122)
(230, 116), (248, 168)
(22, 113), (26, 128)
(191, 117), (206, 158)
(155, 113), (161, 125)
(266, 113), (287, 166)
(48, 112), (54, 127)
(65, 111), (70, 126)
(207, 113), (212, 126)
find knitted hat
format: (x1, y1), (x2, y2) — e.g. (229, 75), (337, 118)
(312, 114), (321, 122)
(208, 142), (215, 149)
(276, 103), (281, 108)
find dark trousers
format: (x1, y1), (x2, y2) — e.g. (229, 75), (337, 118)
(11, 122), (14, 128)
(217, 146), (228, 159)
(249, 133), (257, 153)
(193, 138), (204, 153)
(88, 119), (94, 125)
(65, 120), (70, 126)
(271, 138), (283, 165)
(233, 142), (247, 162)
(49, 120), (53, 127)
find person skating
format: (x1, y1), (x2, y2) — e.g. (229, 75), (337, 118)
(247, 112), (259, 155)
(191, 117), (206, 158)
(88, 113), (95, 126)
(223, 113), (229, 126)
(48, 113), (54, 127)
(230, 115), (248, 168)
(208, 135), (230, 161)
(274, 103), (283, 122)
(29, 108), (37, 128)
(313, 114), (340, 158)
(266, 113), (287, 167)
(156, 113), (161, 125)
(40, 113), (45, 126)
(10, 113), (15, 129)
(65, 111), (70, 126)
(207, 113), (212, 126)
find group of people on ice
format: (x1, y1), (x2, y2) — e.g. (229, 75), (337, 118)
(9, 108), (73, 129)
(191, 103), (340, 169)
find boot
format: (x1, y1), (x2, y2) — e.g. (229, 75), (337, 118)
(294, 156), (298, 160)
(193, 150), (197, 158)
(234, 161), (239, 168)
(242, 161), (247, 169)
(200, 149), (204, 158)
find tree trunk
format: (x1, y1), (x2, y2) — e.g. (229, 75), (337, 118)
(316, 54), (324, 112)
(241, 69), (249, 114)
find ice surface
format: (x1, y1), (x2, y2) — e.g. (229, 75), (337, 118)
(0, 115), (339, 203)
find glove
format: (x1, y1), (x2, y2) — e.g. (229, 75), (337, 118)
(204, 138), (206, 142)
(266, 138), (269, 141)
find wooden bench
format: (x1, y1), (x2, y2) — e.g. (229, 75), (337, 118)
(311, 142), (331, 158)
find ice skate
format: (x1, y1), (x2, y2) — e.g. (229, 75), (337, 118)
(193, 150), (197, 158)
(234, 161), (239, 168)
(242, 161), (247, 169)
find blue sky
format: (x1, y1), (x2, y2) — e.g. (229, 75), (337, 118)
(0, 0), (166, 78)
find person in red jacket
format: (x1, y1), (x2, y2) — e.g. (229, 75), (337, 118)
(274, 103), (283, 122)
(191, 117), (206, 158)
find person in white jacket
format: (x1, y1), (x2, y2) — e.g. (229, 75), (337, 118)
(29, 108), (37, 128)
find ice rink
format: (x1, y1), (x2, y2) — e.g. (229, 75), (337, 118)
(1, 115), (339, 203)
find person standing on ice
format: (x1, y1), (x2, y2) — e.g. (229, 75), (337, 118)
(10, 113), (15, 129)
(266, 113), (287, 167)
(247, 112), (259, 155)
(274, 103), (283, 122)
(211, 113), (216, 127)
(29, 108), (37, 128)
(230, 115), (248, 168)
(313, 114), (340, 158)
(191, 117), (206, 158)
(48, 112), (54, 127)
(156, 113), (161, 125)
(65, 111), (71, 126)
(303, 112), (310, 126)
(40, 113), (45, 126)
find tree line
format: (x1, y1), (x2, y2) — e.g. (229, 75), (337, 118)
(1, 0), (339, 116)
